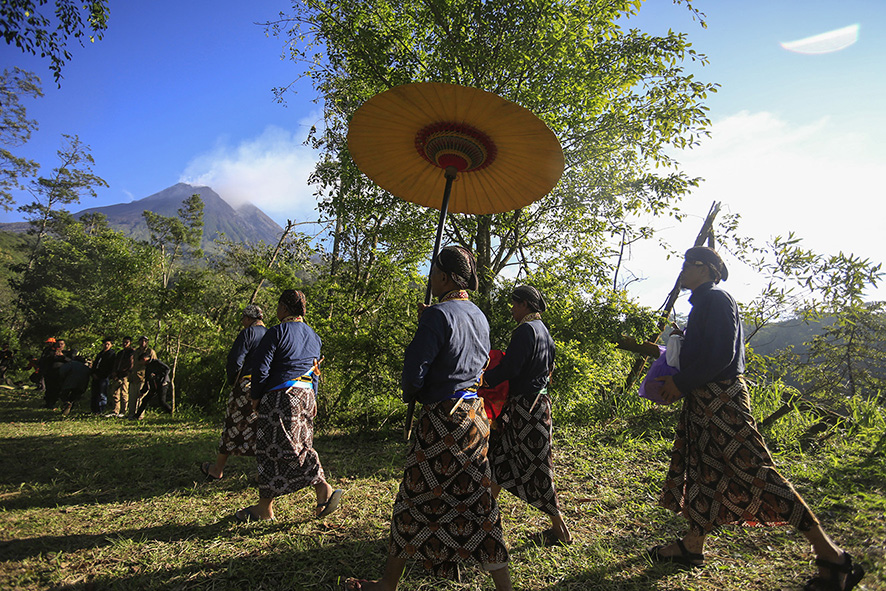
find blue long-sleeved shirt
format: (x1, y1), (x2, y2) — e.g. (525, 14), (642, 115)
(251, 321), (322, 400)
(483, 319), (554, 397)
(225, 324), (268, 383)
(402, 300), (490, 405)
(672, 281), (745, 395)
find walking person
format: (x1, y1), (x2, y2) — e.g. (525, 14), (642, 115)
(200, 304), (267, 480)
(483, 285), (572, 545)
(651, 247), (865, 591)
(91, 337), (115, 415)
(346, 246), (512, 591)
(133, 351), (173, 419)
(234, 290), (341, 523)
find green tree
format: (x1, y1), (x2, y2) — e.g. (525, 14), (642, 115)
(1, 0), (110, 85)
(268, 0), (716, 310)
(800, 301), (886, 401)
(718, 219), (885, 403)
(17, 133), (107, 270)
(0, 67), (42, 211)
(142, 193), (205, 289)
(14, 213), (156, 344)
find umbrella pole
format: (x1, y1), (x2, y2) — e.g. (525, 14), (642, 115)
(405, 165), (458, 441)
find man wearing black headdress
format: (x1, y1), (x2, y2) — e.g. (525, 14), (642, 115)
(650, 247), (864, 591)
(347, 245), (512, 591)
(484, 284), (571, 546)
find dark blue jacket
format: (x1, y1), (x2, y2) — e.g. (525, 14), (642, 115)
(402, 299), (490, 405)
(673, 281), (745, 395)
(226, 323), (268, 383)
(251, 321), (322, 400)
(483, 319), (555, 397)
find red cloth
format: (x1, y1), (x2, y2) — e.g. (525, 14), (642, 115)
(479, 349), (509, 420)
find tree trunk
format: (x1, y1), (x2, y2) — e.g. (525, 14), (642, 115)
(249, 220), (295, 305)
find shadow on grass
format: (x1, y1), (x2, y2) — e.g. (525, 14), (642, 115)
(3, 525), (394, 591)
(0, 389), (407, 513)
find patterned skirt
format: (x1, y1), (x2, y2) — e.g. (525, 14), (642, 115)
(217, 377), (257, 456)
(256, 385), (325, 499)
(660, 376), (819, 534)
(389, 397), (509, 580)
(489, 392), (561, 517)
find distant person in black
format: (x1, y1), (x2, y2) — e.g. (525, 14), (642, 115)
(60, 354), (92, 416)
(40, 339), (67, 409)
(91, 338), (116, 415)
(133, 352), (173, 419)
(0, 344), (14, 385)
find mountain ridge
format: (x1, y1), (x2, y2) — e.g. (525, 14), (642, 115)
(1, 183), (284, 249)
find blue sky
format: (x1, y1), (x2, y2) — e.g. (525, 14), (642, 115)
(2, 0), (884, 309)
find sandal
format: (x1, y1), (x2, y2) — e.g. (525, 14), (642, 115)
(234, 506), (271, 523)
(804, 552), (865, 591)
(646, 539), (704, 569)
(532, 528), (571, 547)
(200, 462), (221, 481)
(343, 579), (372, 590)
(316, 488), (343, 518)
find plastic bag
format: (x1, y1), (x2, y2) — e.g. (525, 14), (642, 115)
(665, 333), (683, 369)
(638, 345), (681, 405)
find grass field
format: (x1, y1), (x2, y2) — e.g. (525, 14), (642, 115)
(1, 386), (883, 590)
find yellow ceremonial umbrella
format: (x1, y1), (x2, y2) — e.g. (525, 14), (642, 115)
(347, 82), (564, 438)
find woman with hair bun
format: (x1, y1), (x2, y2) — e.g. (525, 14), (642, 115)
(201, 303), (267, 481)
(234, 290), (342, 522)
(347, 245), (512, 591)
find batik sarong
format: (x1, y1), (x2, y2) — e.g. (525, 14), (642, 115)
(489, 392), (561, 517)
(217, 376), (257, 456)
(256, 385), (325, 499)
(660, 376), (819, 534)
(389, 397), (509, 580)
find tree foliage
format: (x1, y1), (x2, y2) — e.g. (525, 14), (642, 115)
(717, 215), (885, 404)
(1, 0), (110, 85)
(142, 193), (205, 288)
(17, 133), (108, 268)
(13, 213), (156, 343)
(268, 0), (717, 310)
(0, 67), (42, 211)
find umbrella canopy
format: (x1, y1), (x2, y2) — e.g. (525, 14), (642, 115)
(347, 82), (564, 215)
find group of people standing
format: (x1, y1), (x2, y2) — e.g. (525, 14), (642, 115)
(198, 245), (863, 591)
(35, 334), (172, 420)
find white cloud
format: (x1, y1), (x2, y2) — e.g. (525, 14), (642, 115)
(625, 110), (885, 309)
(179, 123), (321, 224)
(780, 24), (859, 55)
